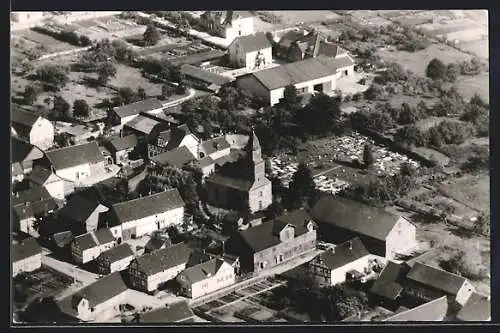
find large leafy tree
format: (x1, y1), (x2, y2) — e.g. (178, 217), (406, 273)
(72, 99), (90, 118)
(426, 58), (447, 81)
(143, 23), (161, 46)
(36, 65), (69, 91)
(288, 163), (316, 209)
(97, 62), (117, 86)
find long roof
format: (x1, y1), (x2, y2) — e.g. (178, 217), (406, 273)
(181, 64), (232, 86)
(179, 257), (226, 284)
(317, 237), (370, 270)
(232, 32), (272, 53)
(12, 238), (41, 262)
(114, 98), (163, 118)
(169, 49), (227, 66)
(11, 108), (40, 128)
(99, 243), (134, 263)
(140, 301), (194, 323)
(108, 135), (138, 152)
(109, 189), (184, 225)
(311, 195), (404, 241)
(406, 262), (468, 295)
(205, 173), (253, 191)
(12, 137), (43, 163)
(456, 292), (491, 321)
(150, 146), (196, 169)
(247, 56), (336, 90)
(124, 115), (166, 136)
(384, 296), (449, 322)
(58, 190), (107, 223)
(133, 242), (192, 275)
(72, 272), (128, 308)
(45, 142), (104, 170)
(370, 261), (410, 300)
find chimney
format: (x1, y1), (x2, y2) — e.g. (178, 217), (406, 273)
(349, 240), (353, 251)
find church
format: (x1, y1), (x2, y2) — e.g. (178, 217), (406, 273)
(204, 132), (272, 213)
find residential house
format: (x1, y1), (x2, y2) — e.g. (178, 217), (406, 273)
(456, 293), (491, 321)
(58, 123), (103, 145)
(227, 209), (317, 273)
(275, 29), (308, 59)
(12, 185), (57, 237)
(309, 237), (384, 286)
(144, 235), (172, 254)
(199, 156), (215, 179)
(311, 196), (417, 260)
(205, 132), (272, 213)
(122, 113), (172, 142)
(28, 165), (72, 200)
(58, 188), (109, 235)
(200, 11), (255, 42)
(228, 32), (273, 70)
(12, 137), (44, 176)
(70, 228), (116, 264)
(199, 136), (231, 161)
(96, 243), (135, 274)
(150, 146), (197, 170)
(139, 301), (194, 323)
(177, 257), (236, 299)
(106, 189), (185, 241)
(44, 142), (111, 185)
(12, 163), (24, 184)
(12, 238), (42, 276)
(405, 262), (475, 307)
(11, 108), (54, 150)
(236, 57), (338, 106)
(383, 296), (449, 322)
(108, 98), (164, 127)
(57, 272), (129, 322)
(369, 261), (412, 311)
(148, 124), (200, 159)
(104, 135), (138, 165)
(180, 64), (233, 93)
(128, 242), (192, 292)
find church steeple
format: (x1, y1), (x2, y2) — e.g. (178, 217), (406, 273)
(244, 130), (265, 183)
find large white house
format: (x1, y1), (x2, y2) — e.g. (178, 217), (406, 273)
(105, 189), (185, 241)
(228, 32), (273, 70)
(200, 11), (255, 43)
(236, 56), (338, 106)
(11, 108), (54, 151)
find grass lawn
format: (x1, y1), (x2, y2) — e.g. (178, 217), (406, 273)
(439, 173), (490, 214)
(454, 72), (489, 101)
(108, 63), (163, 97)
(14, 29), (78, 54)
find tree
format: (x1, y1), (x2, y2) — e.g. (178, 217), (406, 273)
(394, 125), (427, 147)
(446, 62), (460, 82)
(51, 96), (71, 121)
(23, 84), (42, 105)
(169, 65), (184, 84)
(288, 163), (316, 209)
(117, 87), (137, 105)
(362, 143), (374, 168)
(97, 62), (117, 86)
(299, 93), (341, 135)
(398, 103), (419, 125)
(219, 85), (240, 110)
(79, 35), (92, 46)
(282, 84), (300, 110)
(426, 58), (447, 81)
(72, 99), (90, 118)
(161, 84), (175, 99)
(143, 23), (161, 46)
(137, 87), (147, 100)
(36, 65), (69, 90)
(364, 83), (385, 100)
(321, 284), (369, 320)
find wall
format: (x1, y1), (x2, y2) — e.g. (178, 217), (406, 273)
(85, 205), (109, 233)
(385, 217), (417, 260)
(30, 118), (54, 151)
(13, 253), (42, 276)
(109, 255), (134, 273)
(179, 135), (200, 158)
(190, 263), (236, 299)
(225, 17), (255, 42)
(78, 291), (128, 322)
(244, 48), (273, 70)
(206, 147), (231, 161)
(269, 74), (336, 106)
(456, 281), (475, 306)
(329, 255), (375, 285)
(336, 65), (355, 78)
(115, 148), (133, 165)
(19, 216), (39, 238)
(123, 206), (185, 238)
(248, 180), (272, 213)
(56, 164), (91, 183)
(44, 178), (65, 200)
(146, 263), (187, 292)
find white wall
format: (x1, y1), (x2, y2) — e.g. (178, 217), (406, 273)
(189, 262), (235, 299)
(30, 118), (54, 151)
(13, 254), (41, 276)
(248, 181), (272, 213)
(45, 179), (65, 200)
(386, 218), (417, 260)
(77, 291), (128, 322)
(269, 74), (337, 106)
(55, 164), (92, 182)
(109, 256), (134, 273)
(122, 207), (185, 238)
(245, 48), (272, 70)
(179, 135), (200, 158)
(147, 263), (186, 292)
(19, 217), (39, 238)
(225, 17), (255, 42)
(206, 147), (231, 161)
(336, 65), (355, 78)
(456, 281), (476, 306)
(329, 255), (374, 286)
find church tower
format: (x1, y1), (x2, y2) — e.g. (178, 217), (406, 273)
(245, 131), (266, 183)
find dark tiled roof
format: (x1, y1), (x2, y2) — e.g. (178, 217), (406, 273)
(53, 231), (73, 248)
(318, 237), (370, 270)
(406, 262), (467, 295)
(12, 162), (23, 176)
(99, 243), (134, 263)
(316, 54), (355, 69)
(94, 228), (115, 245)
(12, 186), (57, 219)
(181, 64), (232, 86)
(150, 146), (196, 169)
(11, 108), (40, 128)
(12, 137), (43, 163)
(124, 115), (166, 136)
(384, 296), (449, 322)
(311, 196), (404, 241)
(456, 293), (491, 321)
(28, 166), (54, 185)
(12, 238), (41, 262)
(114, 98), (163, 118)
(12, 185), (53, 206)
(134, 242), (192, 275)
(370, 261), (410, 300)
(59, 191), (107, 223)
(73, 233), (98, 251)
(205, 173), (253, 191)
(108, 135), (138, 152)
(186, 251), (215, 268)
(164, 124), (197, 151)
(232, 32), (272, 53)
(248, 57), (336, 90)
(317, 42), (349, 58)
(109, 189), (184, 225)
(46, 142), (104, 170)
(145, 236), (172, 252)
(275, 209), (313, 229)
(199, 156), (214, 168)
(200, 136), (231, 155)
(179, 258), (225, 284)
(73, 271), (128, 308)
(140, 301), (194, 323)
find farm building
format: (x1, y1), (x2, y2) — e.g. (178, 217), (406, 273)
(235, 57), (337, 106)
(128, 242), (192, 292)
(70, 228), (116, 264)
(139, 301), (194, 323)
(122, 113), (172, 142)
(169, 49), (227, 66)
(104, 134), (138, 165)
(180, 64), (233, 93)
(228, 32), (273, 70)
(311, 196), (417, 259)
(12, 238), (42, 277)
(199, 11), (255, 43)
(456, 293), (491, 321)
(227, 210), (317, 273)
(11, 137), (44, 176)
(11, 108), (54, 151)
(148, 124), (200, 159)
(383, 296), (449, 322)
(150, 146), (197, 169)
(96, 243), (135, 274)
(109, 98), (164, 127)
(28, 165), (71, 200)
(105, 189), (185, 241)
(144, 234), (172, 254)
(369, 261), (412, 310)
(204, 132), (272, 213)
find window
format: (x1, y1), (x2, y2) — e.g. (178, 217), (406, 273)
(259, 191), (263, 197)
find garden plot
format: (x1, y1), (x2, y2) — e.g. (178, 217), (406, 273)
(107, 63), (163, 96)
(72, 16), (145, 41)
(14, 29), (78, 54)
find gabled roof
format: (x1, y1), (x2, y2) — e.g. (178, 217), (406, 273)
(28, 165), (55, 185)
(11, 108), (41, 128)
(58, 190), (108, 223)
(12, 162), (23, 176)
(317, 42), (349, 58)
(140, 301), (194, 323)
(200, 136), (231, 155)
(275, 209), (313, 229)
(12, 185), (53, 206)
(150, 146), (196, 169)
(108, 135), (138, 152)
(124, 115), (167, 136)
(133, 242), (192, 276)
(205, 173), (253, 191)
(384, 296), (449, 322)
(99, 243), (134, 263)
(114, 98), (163, 118)
(179, 257), (226, 284)
(144, 236), (172, 253)
(12, 238), (41, 262)
(370, 261), (411, 300)
(316, 54), (355, 69)
(72, 232), (98, 251)
(456, 292), (491, 321)
(317, 237), (370, 270)
(186, 250), (215, 268)
(278, 30), (306, 49)
(12, 137), (44, 163)
(406, 262), (468, 295)
(181, 64), (232, 86)
(231, 32), (272, 53)
(108, 189), (184, 225)
(311, 196), (406, 241)
(246, 57), (336, 90)
(164, 124), (198, 151)
(45, 142), (104, 170)
(94, 228), (115, 245)
(72, 271), (128, 308)
(12, 186), (57, 219)
(53, 231), (73, 248)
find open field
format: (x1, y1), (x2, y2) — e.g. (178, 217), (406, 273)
(439, 173), (490, 214)
(70, 15), (145, 41)
(13, 29), (78, 54)
(454, 72), (489, 101)
(262, 10), (341, 25)
(108, 63), (163, 97)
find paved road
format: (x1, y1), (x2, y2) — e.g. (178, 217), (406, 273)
(42, 255), (99, 285)
(161, 88), (196, 108)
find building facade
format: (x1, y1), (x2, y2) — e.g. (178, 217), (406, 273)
(228, 32), (273, 70)
(70, 229), (116, 264)
(97, 243), (135, 274)
(200, 11), (255, 42)
(11, 109), (54, 151)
